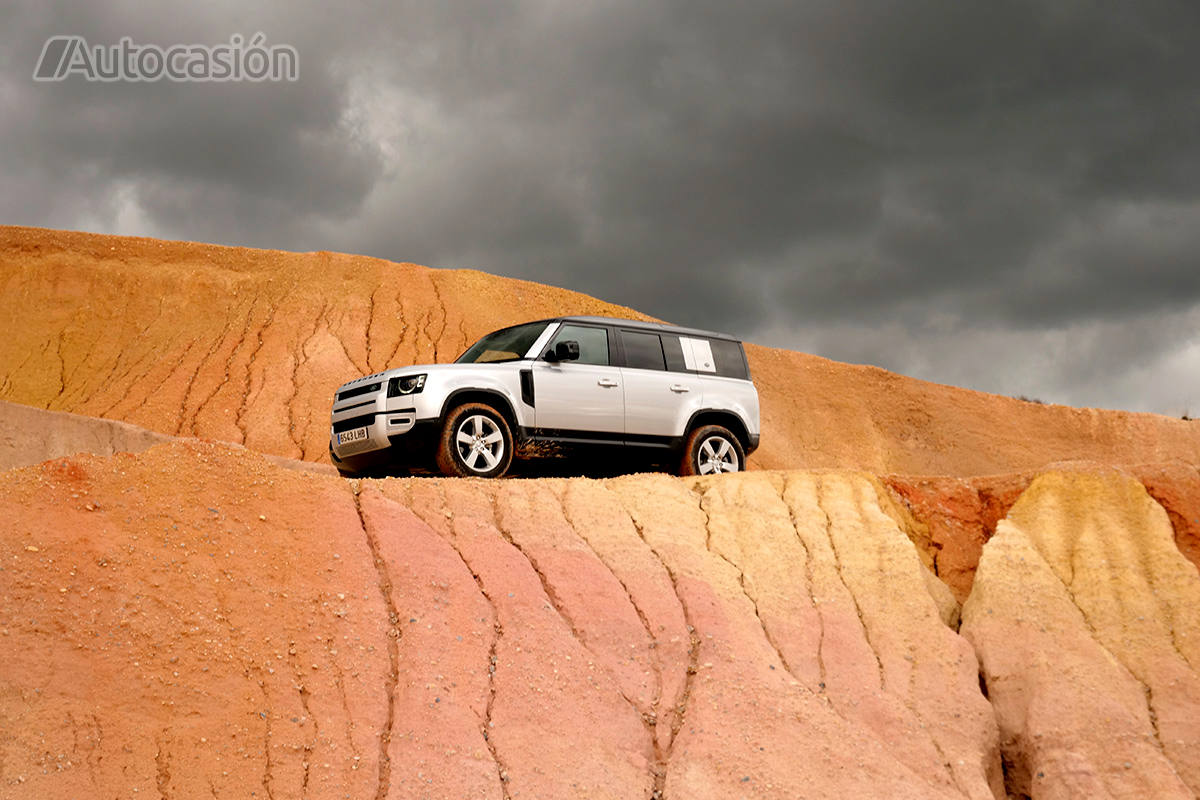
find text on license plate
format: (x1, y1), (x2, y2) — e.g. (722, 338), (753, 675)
(338, 427), (368, 445)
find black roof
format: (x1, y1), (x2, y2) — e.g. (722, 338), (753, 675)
(548, 315), (741, 342)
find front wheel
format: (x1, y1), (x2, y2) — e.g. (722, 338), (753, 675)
(435, 403), (514, 478)
(679, 425), (745, 476)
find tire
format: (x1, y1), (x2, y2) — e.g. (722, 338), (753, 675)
(435, 403), (515, 478)
(679, 425), (745, 476)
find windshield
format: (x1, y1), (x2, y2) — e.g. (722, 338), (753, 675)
(456, 321), (550, 364)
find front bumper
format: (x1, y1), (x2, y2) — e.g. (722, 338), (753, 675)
(329, 381), (444, 472)
(330, 418), (441, 475)
(331, 404), (420, 456)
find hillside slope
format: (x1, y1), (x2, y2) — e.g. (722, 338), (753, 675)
(3, 225), (1199, 475)
(2, 442), (1197, 799)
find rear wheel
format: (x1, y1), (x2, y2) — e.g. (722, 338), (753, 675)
(435, 403), (514, 478)
(679, 425), (745, 476)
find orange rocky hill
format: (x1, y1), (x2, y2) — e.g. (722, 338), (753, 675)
(2, 225), (1200, 474)
(1, 442), (1197, 799)
(2, 226), (1200, 799)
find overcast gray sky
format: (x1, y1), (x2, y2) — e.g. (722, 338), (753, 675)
(3, 0), (1200, 415)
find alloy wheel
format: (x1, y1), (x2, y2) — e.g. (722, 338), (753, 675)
(455, 414), (505, 473)
(697, 435), (739, 474)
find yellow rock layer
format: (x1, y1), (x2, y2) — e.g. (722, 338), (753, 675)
(963, 471), (1200, 798)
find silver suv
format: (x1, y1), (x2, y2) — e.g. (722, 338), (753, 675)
(329, 316), (760, 478)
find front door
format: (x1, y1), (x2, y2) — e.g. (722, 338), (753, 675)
(532, 323), (624, 437)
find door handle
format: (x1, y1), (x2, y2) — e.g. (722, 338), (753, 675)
(669, 384), (690, 393)
(597, 378), (619, 387)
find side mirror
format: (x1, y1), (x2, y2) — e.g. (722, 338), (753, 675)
(549, 340), (580, 362)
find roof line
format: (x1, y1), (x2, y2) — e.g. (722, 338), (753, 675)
(552, 315), (740, 341)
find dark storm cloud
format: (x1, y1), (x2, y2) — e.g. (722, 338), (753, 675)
(0, 0), (380, 240)
(2, 0), (1200, 412)
(335, 0), (1200, 330)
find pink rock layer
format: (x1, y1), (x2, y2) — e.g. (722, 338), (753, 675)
(3, 442), (1197, 798)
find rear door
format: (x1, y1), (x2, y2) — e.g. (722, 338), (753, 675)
(617, 328), (703, 443)
(532, 323), (625, 437)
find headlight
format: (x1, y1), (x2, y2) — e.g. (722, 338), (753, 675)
(387, 373), (426, 396)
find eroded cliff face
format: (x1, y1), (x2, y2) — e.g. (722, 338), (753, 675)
(962, 471), (1200, 800)
(4, 225), (1200, 476)
(2, 442), (1197, 799)
(881, 474), (1034, 603)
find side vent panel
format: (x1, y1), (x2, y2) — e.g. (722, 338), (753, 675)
(519, 369), (535, 407)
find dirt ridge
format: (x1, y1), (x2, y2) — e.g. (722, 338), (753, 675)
(3, 224), (1200, 475)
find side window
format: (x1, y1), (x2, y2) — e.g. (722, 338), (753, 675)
(678, 336), (716, 373)
(549, 324), (609, 366)
(661, 334), (689, 372)
(708, 339), (750, 379)
(620, 330), (666, 371)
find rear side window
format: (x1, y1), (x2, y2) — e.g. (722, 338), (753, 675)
(709, 339), (750, 379)
(620, 330), (666, 371)
(550, 324), (610, 365)
(677, 336), (749, 379)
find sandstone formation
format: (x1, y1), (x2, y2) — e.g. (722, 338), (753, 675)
(5, 441), (1197, 798)
(1132, 462), (1200, 574)
(962, 471), (1200, 799)
(4, 225), (1200, 476)
(0, 440), (1005, 799)
(881, 473), (1033, 603)
(883, 465), (1200, 603)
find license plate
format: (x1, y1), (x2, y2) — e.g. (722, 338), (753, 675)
(337, 427), (368, 445)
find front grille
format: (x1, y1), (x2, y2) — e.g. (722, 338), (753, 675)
(332, 413), (375, 433)
(337, 382), (381, 402)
